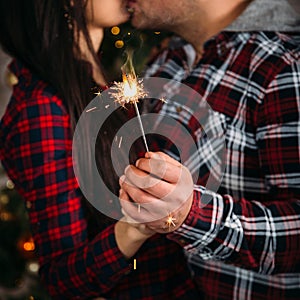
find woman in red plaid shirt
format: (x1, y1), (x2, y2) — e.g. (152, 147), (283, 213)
(0, 0), (200, 299)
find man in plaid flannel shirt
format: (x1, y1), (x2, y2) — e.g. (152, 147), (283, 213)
(120, 0), (300, 299)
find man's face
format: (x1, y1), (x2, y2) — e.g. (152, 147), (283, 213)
(127, 0), (192, 30)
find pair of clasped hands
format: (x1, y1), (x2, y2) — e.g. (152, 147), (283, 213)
(118, 151), (194, 238)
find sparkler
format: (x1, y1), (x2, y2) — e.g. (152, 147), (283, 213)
(110, 50), (149, 152)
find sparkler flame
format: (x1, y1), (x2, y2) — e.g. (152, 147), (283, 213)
(122, 74), (138, 98)
(110, 49), (148, 106)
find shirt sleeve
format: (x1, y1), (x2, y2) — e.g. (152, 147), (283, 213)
(2, 93), (132, 298)
(167, 61), (300, 275)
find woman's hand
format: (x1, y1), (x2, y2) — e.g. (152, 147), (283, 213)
(114, 189), (155, 259)
(119, 152), (194, 234)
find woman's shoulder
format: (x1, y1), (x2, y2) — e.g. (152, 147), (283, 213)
(7, 59), (67, 115)
(246, 32), (300, 65)
(0, 59), (70, 143)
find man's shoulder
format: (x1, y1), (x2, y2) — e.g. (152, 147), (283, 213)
(242, 31), (300, 65)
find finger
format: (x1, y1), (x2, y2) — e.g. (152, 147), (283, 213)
(124, 165), (159, 188)
(123, 166), (177, 200)
(120, 180), (175, 221)
(121, 165), (161, 189)
(119, 189), (142, 222)
(121, 178), (186, 222)
(121, 179), (165, 209)
(145, 151), (182, 167)
(135, 156), (183, 184)
(120, 196), (164, 223)
(124, 162), (193, 207)
(119, 188), (131, 203)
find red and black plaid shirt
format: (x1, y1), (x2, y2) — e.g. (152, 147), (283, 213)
(144, 31), (300, 299)
(0, 60), (200, 299)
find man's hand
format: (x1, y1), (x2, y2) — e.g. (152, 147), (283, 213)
(119, 152), (194, 233)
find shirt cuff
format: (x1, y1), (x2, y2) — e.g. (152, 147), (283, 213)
(89, 224), (133, 286)
(167, 189), (202, 247)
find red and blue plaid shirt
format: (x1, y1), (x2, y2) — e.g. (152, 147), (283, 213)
(1, 30), (300, 300)
(0, 60), (200, 299)
(144, 31), (300, 299)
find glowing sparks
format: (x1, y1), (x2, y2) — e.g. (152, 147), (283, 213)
(115, 136), (123, 148)
(118, 136), (123, 148)
(110, 74), (148, 107)
(165, 214), (177, 231)
(86, 107), (97, 113)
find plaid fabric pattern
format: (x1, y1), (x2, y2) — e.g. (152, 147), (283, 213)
(144, 31), (300, 299)
(0, 60), (200, 299)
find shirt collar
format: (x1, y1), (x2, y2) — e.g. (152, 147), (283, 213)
(175, 0), (300, 67)
(226, 0), (300, 32)
(180, 32), (246, 70)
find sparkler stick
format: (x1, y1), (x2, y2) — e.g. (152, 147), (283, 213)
(133, 100), (149, 153)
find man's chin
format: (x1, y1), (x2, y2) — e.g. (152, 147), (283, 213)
(130, 16), (144, 29)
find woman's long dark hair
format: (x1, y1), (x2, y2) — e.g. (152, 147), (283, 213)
(0, 0), (100, 126)
(0, 0), (129, 235)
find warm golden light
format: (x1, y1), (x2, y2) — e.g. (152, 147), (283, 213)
(122, 74), (138, 99)
(111, 26), (120, 35)
(0, 195), (9, 205)
(23, 240), (35, 251)
(165, 214), (176, 231)
(0, 212), (12, 221)
(28, 262), (39, 273)
(115, 40), (124, 49)
(6, 180), (14, 189)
